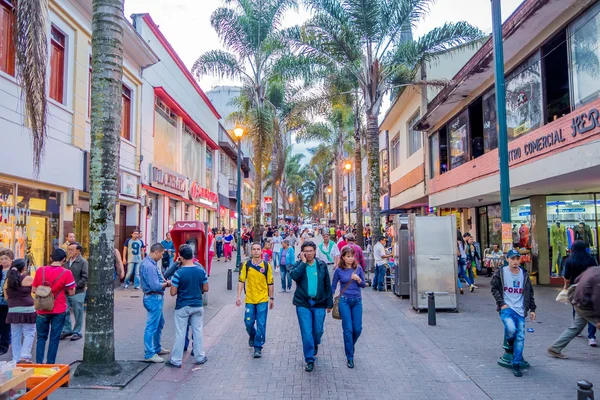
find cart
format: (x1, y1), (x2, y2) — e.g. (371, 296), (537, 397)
(483, 248), (505, 276)
(0, 364), (71, 399)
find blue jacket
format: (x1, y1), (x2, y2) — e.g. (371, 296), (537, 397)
(282, 246), (295, 267)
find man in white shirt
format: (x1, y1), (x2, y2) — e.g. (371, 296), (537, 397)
(316, 232), (340, 268)
(373, 236), (392, 292)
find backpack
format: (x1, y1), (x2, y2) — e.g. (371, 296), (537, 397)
(34, 267), (67, 311)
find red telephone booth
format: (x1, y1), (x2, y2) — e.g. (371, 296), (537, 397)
(169, 221), (207, 268)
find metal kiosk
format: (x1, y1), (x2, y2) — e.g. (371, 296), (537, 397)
(408, 215), (458, 311)
(393, 216), (410, 297)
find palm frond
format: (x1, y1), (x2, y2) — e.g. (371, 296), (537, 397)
(14, 0), (49, 176)
(192, 50), (248, 81)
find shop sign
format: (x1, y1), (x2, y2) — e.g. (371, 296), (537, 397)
(508, 108), (600, 163)
(557, 207), (585, 214)
(264, 197), (272, 204)
(502, 223), (513, 245)
(151, 164), (186, 195)
(120, 172), (138, 197)
(230, 210), (237, 219)
(189, 181), (218, 204)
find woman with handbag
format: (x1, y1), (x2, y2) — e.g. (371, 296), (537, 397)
(331, 245), (366, 368)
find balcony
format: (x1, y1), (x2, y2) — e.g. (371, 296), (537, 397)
(218, 125), (250, 175)
(228, 179), (238, 199)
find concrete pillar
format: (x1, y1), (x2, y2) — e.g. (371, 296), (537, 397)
(530, 195), (549, 285)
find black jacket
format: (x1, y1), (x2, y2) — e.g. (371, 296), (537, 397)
(289, 259), (334, 309)
(64, 255), (88, 294)
(490, 266), (536, 316)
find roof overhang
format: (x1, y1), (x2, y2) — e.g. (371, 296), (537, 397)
(415, 0), (582, 132)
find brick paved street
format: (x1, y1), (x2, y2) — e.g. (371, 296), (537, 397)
(3, 250), (597, 399)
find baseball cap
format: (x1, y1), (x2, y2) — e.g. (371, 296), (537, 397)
(506, 249), (521, 259)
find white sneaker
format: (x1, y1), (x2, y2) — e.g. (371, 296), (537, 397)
(145, 354), (165, 363)
(589, 338), (597, 347)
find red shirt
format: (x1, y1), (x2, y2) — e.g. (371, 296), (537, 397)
(262, 249), (273, 263)
(337, 240), (347, 251)
(33, 266), (76, 315)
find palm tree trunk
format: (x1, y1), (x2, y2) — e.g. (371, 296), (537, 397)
(354, 126), (364, 248)
(335, 162), (342, 226)
(76, 0), (124, 377)
(253, 144), (263, 240)
(366, 112), (381, 243)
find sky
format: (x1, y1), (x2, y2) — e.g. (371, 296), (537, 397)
(124, 0), (525, 159)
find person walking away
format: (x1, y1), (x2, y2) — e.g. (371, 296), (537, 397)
(59, 232), (76, 252)
(337, 234), (347, 251)
(373, 236), (392, 291)
(289, 241), (334, 372)
(561, 240), (598, 346)
(60, 242), (88, 341)
(345, 235), (366, 270)
(32, 249), (76, 364)
(457, 231), (474, 294)
(161, 232), (176, 274)
(140, 243), (172, 363)
(548, 265), (600, 359)
(223, 230), (234, 262)
(548, 241), (599, 356)
(317, 232), (340, 269)
(236, 243), (274, 359)
(166, 245), (209, 368)
(123, 230), (144, 290)
(262, 242), (273, 267)
(0, 249), (14, 355)
(464, 233), (480, 289)
(490, 249), (537, 377)
(5, 259), (36, 362)
(332, 246), (366, 368)
(207, 228), (215, 276)
(279, 240), (295, 293)
(272, 231), (283, 271)
(215, 231), (224, 261)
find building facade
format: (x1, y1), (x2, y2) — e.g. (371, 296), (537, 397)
(417, 0), (600, 285)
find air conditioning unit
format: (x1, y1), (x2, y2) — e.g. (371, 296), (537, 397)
(66, 189), (79, 206)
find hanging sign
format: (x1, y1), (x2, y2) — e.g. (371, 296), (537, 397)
(502, 223), (513, 245)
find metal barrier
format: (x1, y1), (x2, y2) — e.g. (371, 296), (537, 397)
(577, 380), (594, 400)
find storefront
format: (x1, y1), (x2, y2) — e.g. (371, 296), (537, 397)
(0, 181), (62, 269)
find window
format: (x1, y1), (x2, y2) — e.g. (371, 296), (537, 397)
(206, 149), (213, 188)
(153, 102), (178, 171)
(121, 86), (132, 141)
(49, 26), (66, 103)
(468, 98), (484, 159)
(543, 29), (570, 122)
(429, 132), (439, 178)
(390, 135), (400, 170)
(569, 1), (600, 109)
(182, 125), (203, 183)
(448, 110), (468, 169)
(0, 0), (15, 76)
(505, 52), (543, 140)
(482, 90), (497, 153)
(407, 110), (421, 157)
(220, 154), (230, 177)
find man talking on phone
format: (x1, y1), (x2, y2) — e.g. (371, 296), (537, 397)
(289, 241), (334, 372)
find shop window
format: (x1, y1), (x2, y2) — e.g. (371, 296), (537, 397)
(429, 132), (439, 178)
(407, 110), (421, 157)
(49, 26), (66, 104)
(206, 149), (213, 189)
(439, 125), (448, 174)
(390, 134), (400, 170)
(0, 0), (15, 76)
(477, 207), (489, 251)
(183, 125), (203, 184)
(487, 204), (502, 249)
(506, 52), (543, 141)
(0, 181), (15, 250)
(482, 90), (497, 153)
(543, 29), (570, 123)
(153, 104), (178, 171)
(468, 98), (484, 159)
(448, 110), (468, 169)
(569, 2), (600, 109)
(121, 85), (132, 141)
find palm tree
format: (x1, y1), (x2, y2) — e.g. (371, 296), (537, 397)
(76, 0), (125, 376)
(284, 0), (483, 240)
(192, 0), (297, 238)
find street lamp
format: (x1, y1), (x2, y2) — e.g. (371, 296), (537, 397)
(344, 161), (352, 227)
(234, 125), (244, 272)
(327, 186), (333, 220)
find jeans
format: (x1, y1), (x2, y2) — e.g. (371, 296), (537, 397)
(216, 242), (223, 259)
(171, 306), (206, 366)
(551, 306), (600, 352)
(499, 308), (525, 366)
(457, 258), (473, 289)
(338, 297), (362, 360)
(62, 292), (86, 335)
(143, 294), (165, 359)
(296, 304), (326, 363)
(124, 262), (141, 288)
(373, 264), (386, 291)
(280, 265), (292, 290)
(273, 251), (280, 268)
(36, 313), (67, 364)
(466, 261), (475, 284)
(245, 302), (268, 349)
(11, 323), (35, 362)
(572, 307), (596, 339)
(0, 306), (10, 352)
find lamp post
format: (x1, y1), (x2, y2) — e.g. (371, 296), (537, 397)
(233, 125), (244, 272)
(344, 161), (352, 227)
(327, 186), (332, 220)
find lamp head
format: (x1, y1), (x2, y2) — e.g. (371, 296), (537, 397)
(233, 125), (244, 138)
(344, 162), (352, 171)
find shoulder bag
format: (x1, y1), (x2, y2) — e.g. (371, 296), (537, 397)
(332, 276), (353, 320)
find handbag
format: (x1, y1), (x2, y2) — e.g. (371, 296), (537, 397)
(332, 278), (354, 320)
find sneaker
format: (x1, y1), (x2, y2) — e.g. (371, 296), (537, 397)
(279, 289), (286, 293)
(347, 359), (354, 369)
(459, 288), (464, 295)
(196, 356), (208, 365)
(512, 364), (522, 377)
(60, 333), (72, 340)
(547, 347), (568, 359)
(304, 362), (314, 372)
(589, 338), (597, 347)
(253, 349), (262, 358)
(473, 285), (479, 289)
(144, 354), (164, 363)
(469, 284), (475, 292)
(314, 344), (318, 356)
(124, 285), (129, 290)
(165, 359), (181, 368)
(134, 287), (141, 291)
(158, 349), (171, 356)
(70, 333), (82, 341)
